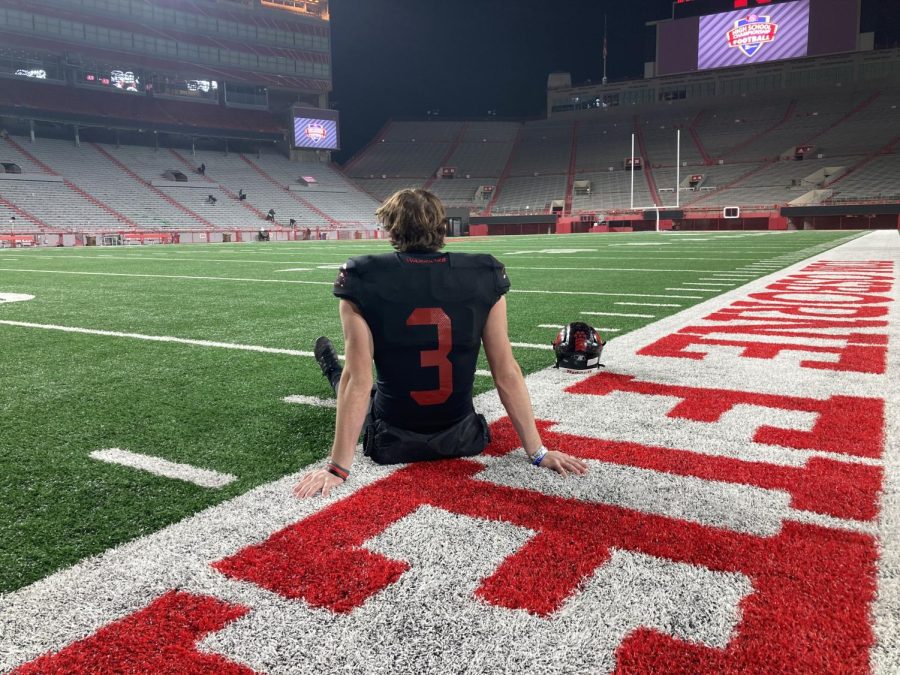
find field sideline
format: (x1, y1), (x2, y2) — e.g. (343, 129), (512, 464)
(0, 229), (867, 594)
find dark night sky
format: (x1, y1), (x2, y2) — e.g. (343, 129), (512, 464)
(328, 0), (900, 163)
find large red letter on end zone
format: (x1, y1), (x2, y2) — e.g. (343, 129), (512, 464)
(15, 592), (253, 674)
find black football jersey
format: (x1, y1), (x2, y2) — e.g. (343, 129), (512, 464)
(333, 251), (510, 433)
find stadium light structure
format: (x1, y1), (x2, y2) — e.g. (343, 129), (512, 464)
(630, 129), (682, 232)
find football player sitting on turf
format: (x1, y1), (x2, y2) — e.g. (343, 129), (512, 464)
(294, 188), (587, 498)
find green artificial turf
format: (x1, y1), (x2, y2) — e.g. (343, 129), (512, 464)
(0, 230), (864, 592)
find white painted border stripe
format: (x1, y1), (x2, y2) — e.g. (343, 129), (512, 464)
(89, 449), (236, 488)
(0, 320), (496, 377)
(0, 268), (332, 286)
(511, 290), (701, 299)
(538, 324), (621, 333)
(582, 311), (655, 318)
(615, 302), (681, 308)
(0, 320), (317, 356)
(282, 395), (336, 408)
(510, 342), (554, 351)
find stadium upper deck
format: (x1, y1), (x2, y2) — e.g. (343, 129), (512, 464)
(0, 0), (333, 147)
(346, 45), (900, 219)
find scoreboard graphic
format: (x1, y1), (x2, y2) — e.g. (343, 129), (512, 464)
(657, 0), (859, 76)
(698, 0), (810, 69)
(292, 107), (340, 151)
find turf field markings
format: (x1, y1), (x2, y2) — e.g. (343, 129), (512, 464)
(89, 449), (236, 488)
(0, 269), (333, 285)
(538, 324), (621, 332)
(276, 268), (313, 272)
(615, 302), (681, 308)
(510, 342), (554, 351)
(511, 290), (702, 299)
(0, 320), (493, 376)
(0, 293), (35, 303)
(0, 320), (321, 356)
(581, 311), (656, 319)
(9, 254), (311, 265)
(786, 509), (879, 536)
(282, 395), (336, 408)
(505, 266), (788, 274)
(682, 282), (732, 286)
(665, 288), (715, 293)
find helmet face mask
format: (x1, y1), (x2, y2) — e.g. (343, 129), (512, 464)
(552, 322), (606, 370)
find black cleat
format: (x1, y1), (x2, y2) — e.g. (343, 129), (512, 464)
(314, 336), (343, 394)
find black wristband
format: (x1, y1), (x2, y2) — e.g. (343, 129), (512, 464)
(326, 462), (349, 481)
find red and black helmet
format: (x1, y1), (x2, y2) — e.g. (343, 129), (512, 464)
(552, 322), (606, 370)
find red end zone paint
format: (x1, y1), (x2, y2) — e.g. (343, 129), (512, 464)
(486, 418), (883, 521)
(564, 372), (884, 459)
(13, 592), (252, 674)
(8, 250), (893, 673)
(638, 260), (893, 374)
(215, 459), (878, 672)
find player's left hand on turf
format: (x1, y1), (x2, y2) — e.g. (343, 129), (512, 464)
(293, 469), (345, 498)
(540, 450), (589, 477)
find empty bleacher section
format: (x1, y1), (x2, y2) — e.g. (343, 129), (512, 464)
(0, 137), (379, 232)
(347, 120), (519, 208)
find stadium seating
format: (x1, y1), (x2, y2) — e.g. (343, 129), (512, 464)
(1, 84), (895, 235)
(0, 136), (379, 232)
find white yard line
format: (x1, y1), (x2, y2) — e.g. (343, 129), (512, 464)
(581, 311), (655, 319)
(510, 342), (554, 351)
(0, 269), (333, 285)
(0, 320), (318, 356)
(683, 282), (733, 286)
(282, 395), (336, 408)
(506, 266), (776, 273)
(666, 288), (714, 293)
(511, 290), (701, 299)
(0, 320), (497, 376)
(89, 449), (236, 488)
(7, 254), (309, 265)
(615, 302), (681, 308)
(538, 324), (621, 332)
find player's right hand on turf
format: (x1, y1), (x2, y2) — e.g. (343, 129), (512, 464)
(293, 469), (345, 498)
(540, 450), (589, 478)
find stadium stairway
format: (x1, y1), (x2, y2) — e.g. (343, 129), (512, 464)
(799, 91), (881, 149)
(485, 125), (525, 215)
(239, 155), (340, 227)
(167, 149), (271, 223)
(633, 116), (662, 207)
(708, 99), (797, 162)
(824, 135), (900, 194)
(423, 122), (470, 191)
(0, 194), (50, 231)
(2, 137), (140, 231)
(688, 109), (713, 165)
(563, 121), (580, 215)
(90, 144), (216, 229)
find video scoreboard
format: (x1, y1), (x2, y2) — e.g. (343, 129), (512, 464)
(657, 0), (860, 76)
(292, 107), (340, 151)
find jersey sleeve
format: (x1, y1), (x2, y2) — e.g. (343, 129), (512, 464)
(491, 256), (511, 297)
(333, 258), (362, 307)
